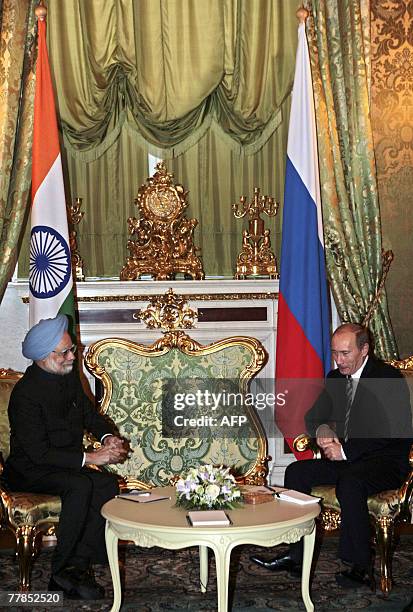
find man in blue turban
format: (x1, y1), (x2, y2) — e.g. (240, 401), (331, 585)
(5, 315), (126, 600)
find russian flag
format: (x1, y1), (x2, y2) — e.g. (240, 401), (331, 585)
(29, 15), (75, 334)
(275, 21), (331, 458)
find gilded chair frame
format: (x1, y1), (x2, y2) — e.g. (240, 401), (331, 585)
(293, 355), (413, 597)
(0, 368), (61, 591)
(85, 329), (270, 489)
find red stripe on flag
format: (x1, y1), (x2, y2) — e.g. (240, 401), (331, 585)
(276, 293), (324, 379)
(276, 293), (324, 459)
(31, 19), (59, 202)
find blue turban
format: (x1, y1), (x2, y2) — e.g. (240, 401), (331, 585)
(22, 314), (69, 361)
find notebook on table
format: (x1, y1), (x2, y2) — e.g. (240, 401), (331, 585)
(187, 510), (231, 526)
(116, 491), (170, 504)
(269, 487), (321, 505)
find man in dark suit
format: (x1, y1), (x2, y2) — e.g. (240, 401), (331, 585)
(4, 314), (127, 599)
(251, 323), (412, 588)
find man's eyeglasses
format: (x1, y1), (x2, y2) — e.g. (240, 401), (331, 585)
(53, 344), (77, 358)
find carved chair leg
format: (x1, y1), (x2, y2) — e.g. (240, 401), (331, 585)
(375, 516), (394, 597)
(15, 525), (37, 592)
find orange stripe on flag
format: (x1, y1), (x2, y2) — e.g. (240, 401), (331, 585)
(31, 19), (59, 203)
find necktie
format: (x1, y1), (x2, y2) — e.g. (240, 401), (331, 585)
(343, 375), (353, 442)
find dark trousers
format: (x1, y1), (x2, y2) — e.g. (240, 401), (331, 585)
(285, 457), (406, 568)
(14, 468), (119, 574)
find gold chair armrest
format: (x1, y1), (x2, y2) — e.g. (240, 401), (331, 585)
(293, 434), (322, 459)
(83, 432), (102, 451)
(398, 444), (413, 522)
(398, 471), (413, 522)
(0, 483), (13, 529)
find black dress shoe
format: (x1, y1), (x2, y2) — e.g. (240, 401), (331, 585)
(49, 566), (80, 594)
(335, 564), (375, 591)
(77, 568), (105, 600)
(48, 576), (78, 599)
(49, 566), (105, 600)
(48, 567), (81, 599)
(250, 554), (302, 576)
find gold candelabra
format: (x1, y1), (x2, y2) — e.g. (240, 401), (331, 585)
(232, 187), (279, 279)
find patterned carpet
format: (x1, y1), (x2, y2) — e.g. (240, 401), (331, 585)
(0, 535), (413, 611)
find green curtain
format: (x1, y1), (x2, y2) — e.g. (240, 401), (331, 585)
(0, 0), (37, 302)
(46, 0), (297, 156)
(18, 0), (298, 278)
(308, 0), (398, 359)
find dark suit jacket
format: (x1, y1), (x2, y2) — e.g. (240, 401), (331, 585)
(305, 357), (413, 466)
(5, 363), (114, 485)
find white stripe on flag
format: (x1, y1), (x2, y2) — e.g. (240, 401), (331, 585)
(287, 23), (324, 246)
(32, 154), (68, 234)
(29, 155), (72, 327)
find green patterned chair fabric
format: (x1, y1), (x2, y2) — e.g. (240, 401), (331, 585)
(0, 368), (62, 591)
(85, 330), (270, 489)
(293, 356), (413, 597)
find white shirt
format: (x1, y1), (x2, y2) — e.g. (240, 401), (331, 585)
(340, 355), (368, 458)
(316, 355), (369, 459)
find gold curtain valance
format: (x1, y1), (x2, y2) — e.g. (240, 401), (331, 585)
(46, 0), (297, 159)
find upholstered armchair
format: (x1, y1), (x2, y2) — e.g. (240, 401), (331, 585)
(293, 355), (413, 597)
(0, 367), (118, 591)
(84, 290), (270, 490)
(0, 368), (61, 591)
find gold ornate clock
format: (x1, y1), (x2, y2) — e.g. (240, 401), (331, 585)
(120, 162), (204, 281)
(144, 189), (181, 220)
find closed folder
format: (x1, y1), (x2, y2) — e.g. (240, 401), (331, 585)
(116, 492), (170, 503)
(270, 488), (321, 505)
(187, 510), (231, 526)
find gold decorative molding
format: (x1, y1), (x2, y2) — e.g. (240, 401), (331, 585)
(389, 355), (413, 371)
(233, 187), (279, 279)
(319, 509), (341, 532)
(22, 292), (278, 304)
(120, 162), (204, 281)
(0, 368), (22, 378)
(139, 288), (197, 331)
(293, 433), (322, 459)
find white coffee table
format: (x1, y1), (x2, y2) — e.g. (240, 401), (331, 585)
(101, 486), (320, 612)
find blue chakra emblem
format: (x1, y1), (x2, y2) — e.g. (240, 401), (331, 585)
(29, 225), (71, 299)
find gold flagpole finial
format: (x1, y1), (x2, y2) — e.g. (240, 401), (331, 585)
(296, 6), (309, 23)
(35, 0), (47, 21)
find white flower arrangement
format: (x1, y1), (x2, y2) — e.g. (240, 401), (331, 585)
(175, 464), (242, 510)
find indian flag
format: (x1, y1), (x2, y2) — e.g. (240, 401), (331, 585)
(29, 16), (75, 334)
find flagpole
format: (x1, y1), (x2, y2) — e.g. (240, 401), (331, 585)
(296, 6), (309, 24)
(34, 1), (47, 21)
